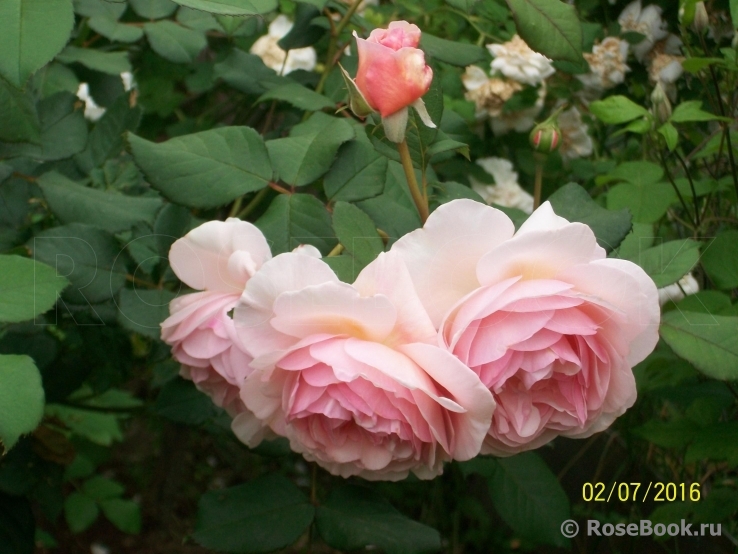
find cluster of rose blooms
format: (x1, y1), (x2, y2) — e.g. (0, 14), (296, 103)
(161, 199), (660, 481)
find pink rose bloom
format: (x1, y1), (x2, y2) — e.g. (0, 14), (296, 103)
(161, 218), (273, 425)
(231, 251), (494, 480)
(391, 200), (660, 455)
(350, 21), (435, 142)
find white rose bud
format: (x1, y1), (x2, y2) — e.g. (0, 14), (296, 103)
(651, 82), (672, 125)
(692, 2), (709, 34)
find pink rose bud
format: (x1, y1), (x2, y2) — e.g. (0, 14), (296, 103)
(349, 21), (436, 143)
(529, 121), (561, 153)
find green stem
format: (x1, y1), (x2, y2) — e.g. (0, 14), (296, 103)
(327, 243), (344, 257)
(397, 140), (429, 223)
(533, 154), (544, 210)
(315, 0), (363, 95)
(706, 64), (738, 202)
(235, 187), (270, 220)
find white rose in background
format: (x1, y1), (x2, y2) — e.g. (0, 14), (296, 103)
(557, 107), (593, 161)
(618, 0), (669, 61)
(577, 37), (630, 96)
(488, 35), (555, 86)
(470, 157), (534, 214)
(250, 15), (317, 75)
(76, 83), (106, 122)
(658, 273), (700, 306)
(462, 66), (522, 119)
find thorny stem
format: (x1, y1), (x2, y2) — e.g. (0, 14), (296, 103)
(658, 149), (696, 228)
(673, 150), (701, 228)
(315, 0), (363, 95)
(397, 139), (429, 223)
(706, 64), (738, 201)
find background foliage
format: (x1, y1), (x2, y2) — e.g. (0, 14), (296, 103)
(0, 0), (737, 552)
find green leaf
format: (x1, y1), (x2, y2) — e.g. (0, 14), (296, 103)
(64, 492), (99, 533)
(144, 20), (208, 64)
(128, 126), (271, 209)
(681, 57), (724, 73)
(73, 0), (127, 18)
(590, 95), (650, 124)
(429, 181), (485, 209)
(255, 193), (337, 255)
(316, 485), (441, 554)
(128, 0), (177, 19)
(357, 161), (422, 244)
(82, 477), (125, 501)
(0, 77), (40, 143)
(0, 0), (75, 87)
(46, 403), (124, 445)
(266, 113), (354, 187)
(419, 34), (486, 66)
(176, 6), (222, 30)
(607, 182), (676, 223)
(660, 311), (738, 380)
(658, 122), (679, 151)
(324, 140), (388, 202)
(671, 100), (729, 123)
(0, 355), (45, 452)
(278, 3), (325, 50)
(257, 82), (335, 112)
(155, 377), (217, 425)
(88, 15), (144, 43)
(100, 498), (142, 534)
(38, 172), (162, 234)
(633, 419), (699, 449)
(56, 46), (131, 75)
(75, 91), (142, 172)
(214, 49), (288, 95)
(702, 230), (738, 290)
(171, 0), (277, 15)
(547, 183), (632, 252)
(194, 474), (315, 553)
(322, 255), (356, 283)
(505, 0), (584, 64)
(30, 223), (127, 304)
(637, 239), (701, 288)
(607, 161), (663, 186)
(0, 493), (35, 554)
(0, 92), (88, 161)
(445, 0), (479, 11)
(684, 423), (738, 465)
(0, 255), (69, 323)
(732, 0), (738, 29)
(332, 202), (384, 280)
(118, 288), (177, 339)
(462, 453), (570, 547)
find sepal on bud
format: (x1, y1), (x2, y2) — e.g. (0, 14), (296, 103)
(338, 63), (375, 118)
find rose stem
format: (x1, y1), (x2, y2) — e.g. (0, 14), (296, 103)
(315, 0), (363, 95)
(533, 154), (544, 210)
(397, 139), (430, 223)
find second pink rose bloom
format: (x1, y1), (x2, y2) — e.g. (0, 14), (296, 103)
(391, 199), (661, 455)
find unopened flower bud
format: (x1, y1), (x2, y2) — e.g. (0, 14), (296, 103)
(529, 121), (561, 153)
(692, 2), (709, 34)
(651, 82), (672, 125)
